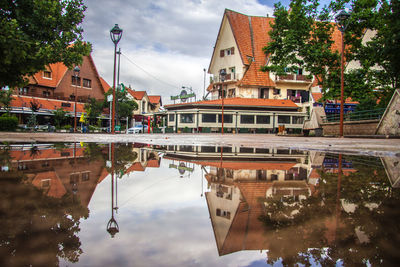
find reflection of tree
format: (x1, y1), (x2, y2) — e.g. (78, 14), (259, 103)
(106, 144), (138, 176)
(0, 175), (88, 266)
(260, 155), (400, 266)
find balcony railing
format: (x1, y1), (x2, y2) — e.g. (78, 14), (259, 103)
(276, 74), (312, 82)
(211, 72), (243, 83)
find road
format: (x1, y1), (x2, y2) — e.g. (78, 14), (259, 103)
(1, 132), (399, 157)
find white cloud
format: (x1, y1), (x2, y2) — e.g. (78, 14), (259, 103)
(82, 0), (275, 103)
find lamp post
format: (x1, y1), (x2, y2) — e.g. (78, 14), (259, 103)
(335, 10), (350, 137)
(73, 66), (80, 133)
(220, 69), (226, 134)
(110, 24), (123, 134)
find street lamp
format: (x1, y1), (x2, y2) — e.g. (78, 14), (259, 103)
(220, 69), (226, 134)
(110, 24), (123, 134)
(73, 66), (80, 133)
(335, 10), (350, 137)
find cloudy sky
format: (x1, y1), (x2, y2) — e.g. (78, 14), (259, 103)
(81, 0), (326, 104)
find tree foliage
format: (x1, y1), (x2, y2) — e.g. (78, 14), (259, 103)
(0, 89), (14, 113)
(263, 0), (398, 107)
(0, 0), (92, 87)
(84, 97), (103, 125)
(104, 88), (138, 121)
(52, 108), (69, 128)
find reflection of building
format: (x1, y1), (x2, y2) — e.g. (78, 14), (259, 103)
(125, 147), (161, 174)
(7, 144), (108, 207)
(163, 145), (314, 256)
(381, 157), (400, 188)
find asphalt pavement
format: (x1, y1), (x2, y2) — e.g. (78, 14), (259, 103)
(1, 132), (399, 157)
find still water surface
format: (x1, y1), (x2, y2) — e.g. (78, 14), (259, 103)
(0, 143), (399, 266)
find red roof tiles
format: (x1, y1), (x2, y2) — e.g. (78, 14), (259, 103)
(165, 97), (298, 109)
(128, 89), (146, 100)
(33, 63), (68, 88)
(11, 95), (86, 113)
(148, 95), (161, 105)
(100, 77), (111, 93)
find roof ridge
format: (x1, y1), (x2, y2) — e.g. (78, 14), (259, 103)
(225, 8), (269, 18)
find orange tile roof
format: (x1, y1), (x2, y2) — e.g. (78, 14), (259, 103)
(32, 171), (67, 198)
(225, 10), (276, 87)
(100, 77), (111, 93)
(32, 62), (68, 88)
(226, 9), (253, 65)
(97, 168), (110, 184)
(191, 161), (296, 171)
(148, 95), (161, 105)
(11, 95), (86, 113)
(165, 97), (298, 109)
(312, 93), (323, 102)
(146, 159), (160, 168)
(127, 89), (146, 100)
(10, 147), (85, 161)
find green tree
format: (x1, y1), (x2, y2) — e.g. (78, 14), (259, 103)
(104, 88), (138, 124)
(52, 108), (69, 129)
(0, 0), (91, 88)
(263, 0), (396, 106)
(84, 97), (103, 126)
(0, 89), (14, 114)
(27, 101), (39, 129)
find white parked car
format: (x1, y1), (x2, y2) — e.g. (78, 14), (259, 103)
(127, 125), (148, 134)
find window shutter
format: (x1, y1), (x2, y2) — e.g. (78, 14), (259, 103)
(231, 47), (234, 55)
(220, 49), (224, 57)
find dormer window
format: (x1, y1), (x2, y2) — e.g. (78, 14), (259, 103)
(220, 47), (235, 57)
(43, 71), (52, 79)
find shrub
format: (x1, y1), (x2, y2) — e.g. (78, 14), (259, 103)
(63, 124), (72, 130)
(0, 114), (18, 131)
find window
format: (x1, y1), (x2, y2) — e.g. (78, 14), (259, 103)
(240, 115), (254, 124)
(201, 146), (216, 153)
(256, 115), (270, 124)
(228, 89), (236, 98)
(240, 147), (254, 153)
(292, 116), (304, 124)
(71, 76), (81, 86)
(43, 71), (52, 79)
(142, 100), (146, 113)
(19, 87), (28, 95)
(256, 148), (270, 153)
(70, 173), (79, 184)
(82, 172), (90, 181)
(220, 47), (234, 57)
(259, 88), (269, 99)
(218, 114), (232, 123)
(43, 91), (50, 97)
(41, 179), (51, 188)
(202, 113), (216, 123)
(278, 115), (290, 124)
(180, 114), (193, 123)
(217, 147), (232, 153)
(169, 114), (175, 122)
(83, 78), (91, 88)
(297, 68), (303, 75)
(273, 88), (281, 95)
(61, 102), (71, 107)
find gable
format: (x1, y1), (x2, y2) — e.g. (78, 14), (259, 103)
(209, 12), (244, 75)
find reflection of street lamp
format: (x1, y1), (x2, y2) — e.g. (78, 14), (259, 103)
(107, 143), (119, 238)
(73, 66), (80, 133)
(110, 24), (123, 134)
(219, 69), (226, 134)
(335, 10), (350, 137)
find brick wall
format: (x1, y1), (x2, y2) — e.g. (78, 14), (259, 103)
(56, 56), (105, 101)
(321, 120), (379, 136)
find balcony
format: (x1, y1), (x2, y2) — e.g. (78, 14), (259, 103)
(211, 72), (243, 83)
(276, 74), (312, 83)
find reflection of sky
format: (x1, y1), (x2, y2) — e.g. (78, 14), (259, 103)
(60, 158), (270, 266)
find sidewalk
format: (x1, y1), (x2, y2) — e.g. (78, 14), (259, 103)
(1, 132), (399, 157)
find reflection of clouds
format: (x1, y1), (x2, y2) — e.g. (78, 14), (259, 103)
(63, 159), (266, 266)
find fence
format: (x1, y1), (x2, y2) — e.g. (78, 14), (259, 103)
(321, 108), (385, 123)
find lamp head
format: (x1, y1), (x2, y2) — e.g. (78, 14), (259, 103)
(219, 69), (227, 82)
(335, 10), (350, 32)
(73, 66), (80, 77)
(110, 24), (123, 44)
